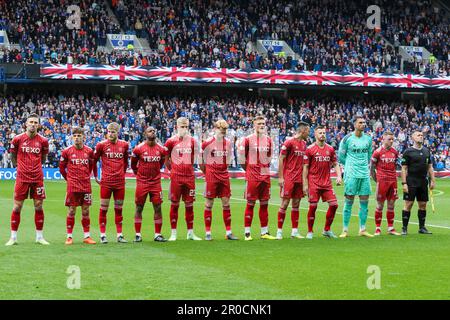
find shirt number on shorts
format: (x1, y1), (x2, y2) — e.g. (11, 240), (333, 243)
(36, 187), (45, 196)
(84, 194), (92, 201)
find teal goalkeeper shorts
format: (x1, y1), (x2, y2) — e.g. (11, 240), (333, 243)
(344, 177), (372, 196)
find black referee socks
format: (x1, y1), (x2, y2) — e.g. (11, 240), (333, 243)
(402, 210), (411, 228)
(418, 210), (427, 228)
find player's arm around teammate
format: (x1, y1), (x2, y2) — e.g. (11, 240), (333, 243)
(6, 114), (50, 246)
(371, 132), (401, 236)
(276, 122), (310, 239)
(131, 127), (167, 243)
(201, 120), (238, 240)
(60, 127), (96, 245)
(92, 122), (129, 244)
(302, 126), (341, 239)
(164, 117), (201, 241)
(239, 116), (276, 240)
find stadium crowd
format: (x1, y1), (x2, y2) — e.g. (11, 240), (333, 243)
(0, 0), (121, 63)
(0, 0), (448, 75)
(0, 92), (449, 170)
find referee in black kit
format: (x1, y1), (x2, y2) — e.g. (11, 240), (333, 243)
(400, 130), (436, 235)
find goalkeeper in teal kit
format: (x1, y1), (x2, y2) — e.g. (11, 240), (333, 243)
(338, 116), (374, 238)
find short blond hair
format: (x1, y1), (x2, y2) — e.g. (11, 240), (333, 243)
(215, 119), (229, 129)
(177, 117), (189, 126)
(107, 122), (120, 132)
(253, 116), (265, 123)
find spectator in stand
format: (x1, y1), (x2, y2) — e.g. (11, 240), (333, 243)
(1, 0), (449, 74)
(0, 90), (448, 169)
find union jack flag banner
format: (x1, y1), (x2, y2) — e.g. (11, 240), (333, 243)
(40, 64), (450, 89)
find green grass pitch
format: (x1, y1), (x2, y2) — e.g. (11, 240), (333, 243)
(0, 178), (449, 300)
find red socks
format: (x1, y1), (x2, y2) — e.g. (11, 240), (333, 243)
(67, 215), (90, 234)
(375, 209), (383, 228)
(375, 209), (395, 229)
(185, 203), (194, 230)
(11, 210), (21, 231)
(66, 215), (75, 234)
(99, 208), (107, 233)
(307, 204), (317, 233)
(204, 205), (232, 232)
(81, 215), (90, 233)
(114, 207), (123, 234)
(244, 203), (255, 227)
(291, 207), (299, 229)
(35, 209), (44, 231)
(387, 210), (395, 228)
(204, 207), (212, 232)
(170, 203), (179, 229)
(223, 206), (231, 232)
(155, 216), (162, 234)
(325, 205), (338, 231)
(135, 216), (162, 235)
(277, 208), (286, 229)
(259, 203), (269, 228)
(135, 217), (142, 234)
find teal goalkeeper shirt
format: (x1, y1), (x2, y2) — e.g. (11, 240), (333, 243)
(338, 132), (373, 179)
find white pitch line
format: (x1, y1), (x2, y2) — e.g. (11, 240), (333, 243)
(229, 197), (450, 230)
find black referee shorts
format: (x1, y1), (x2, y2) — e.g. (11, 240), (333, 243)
(403, 183), (429, 202)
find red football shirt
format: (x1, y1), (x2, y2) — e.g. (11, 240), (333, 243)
(94, 139), (129, 188)
(201, 136), (231, 182)
(164, 135), (197, 180)
(9, 133), (49, 183)
(304, 143), (337, 189)
(280, 137), (307, 183)
(131, 142), (166, 186)
(239, 133), (272, 182)
(371, 146), (398, 182)
(59, 145), (94, 193)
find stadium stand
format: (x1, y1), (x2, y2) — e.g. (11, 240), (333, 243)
(0, 91), (448, 169)
(0, 0), (121, 63)
(0, 0), (447, 73)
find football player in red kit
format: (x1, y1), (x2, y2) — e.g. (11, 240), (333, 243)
(303, 126), (342, 239)
(131, 126), (168, 242)
(6, 113), (50, 246)
(164, 117), (201, 241)
(371, 131), (401, 236)
(93, 122), (130, 244)
(276, 122), (310, 240)
(59, 127), (96, 245)
(200, 120), (238, 240)
(239, 116), (276, 241)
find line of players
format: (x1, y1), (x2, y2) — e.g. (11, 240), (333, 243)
(4, 113), (433, 245)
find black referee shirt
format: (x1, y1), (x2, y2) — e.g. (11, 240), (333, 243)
(401, 146), (432, 187)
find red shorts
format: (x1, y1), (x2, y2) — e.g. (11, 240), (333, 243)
(169, 179), (195, 202)
(245, 180), (270, 201)
(376, 181), (398, 202)
(14, 180), (46, 201)
(135, 184), (163, 205)
(308, 187), (337, 203)
(65, 192), (92, 207)
(100, 185), (125, 201)
(280, 180), (304, 199)
(204, 180), (231, 199)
